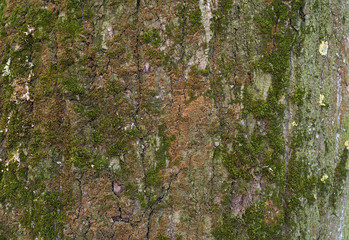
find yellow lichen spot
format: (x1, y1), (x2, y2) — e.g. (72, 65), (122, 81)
(320, 174), (328, 183)
(345, 140), (349, 150)
(319, 41), (328, 56)
(291, 121), (298, 127)
(314, 193), (317, 200)
(319, 94), (325, 106)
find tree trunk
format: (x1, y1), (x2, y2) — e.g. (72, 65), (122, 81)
(0, 0), (348, 239)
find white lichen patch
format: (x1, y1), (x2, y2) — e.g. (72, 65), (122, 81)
(13, 150), (20, 165)
(102, 21), (114, 50)
(24, 25), (35, 35)
(195, 48), (207, 70)
(197, 0), (213, 70)
(253, 70), (272, 99)
(21, 82), (30, 101)
(11, 57), (33, 103)
(11, 78), (31, 103)
(173, 210), (181, 224)
(2, 114), (11, 133)
(2, 58), (11, 76)
(203, 215), (212, 237)
(319, 41), (328, 56)
(109, 156), (121, 170)
(5, 148), (21, 167)
(199, 0), (213, 46)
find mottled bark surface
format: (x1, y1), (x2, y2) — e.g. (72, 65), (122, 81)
(0, 0), (348, 239)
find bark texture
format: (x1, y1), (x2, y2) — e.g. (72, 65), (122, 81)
(0, 0), (348, 239)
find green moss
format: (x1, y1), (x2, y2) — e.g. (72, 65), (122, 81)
(313, 0), (319, 9)
(0, 147), (66, 239)
(215, 0), (306, 238)
(124, 182), (137, 198)
(185, 91), (199, 105)
(140, 29), (162, 47)
(24, 7), (55, 41)
(157, 234), (170, 240)
(21, 191), (65, 239)
(188, 7), (202, 29)
(69, 147), (92, 169)
(74, 104), (100, 120)
(146, 168), (162, 187)
(211, 0), (233, 38)
(286, 155), (317, 212)
(3, 108), (30, 151)
(57, 0), (83, 41)
(175, 234), (183, 240)
(146, 124), (172, 187)
(92, 155), (109, 170)
(60, 76), (85, 96)
(0, 164), (26, 204)
(107, 140), (129, 157)
(290, 87), (305, 106)
(146, 48), (165, 64)
(330, 148), (348, 209)
(8, 5), (27, 30)
(213, 200), (283, 240)
(91, 130), (103, 144)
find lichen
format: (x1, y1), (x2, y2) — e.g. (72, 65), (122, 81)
(318, 41), (328, 56)
(2, 58), (11, 77)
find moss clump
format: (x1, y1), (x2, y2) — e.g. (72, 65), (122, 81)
(157, 234), (170, 240)
(286, 155), (317, 211)
(140, 29), (162, 47)
(188, 6), (202, 30)
(213, 199), (283, 240)
(57, 0), (84, 41)
(74, 104), (100, 120)
(21, 191), (65, 239)
(0, 148), (66, 239)
(60, 76), (85, 96)
(329, 148), (348, 209)
(107, 139), (130, 158)
(146, 124), (173, 187)
(69, 147), (91, 169)
(215, 0), (306, 238)
(290, 87), (305, 106)
(2, 107), (30, 151)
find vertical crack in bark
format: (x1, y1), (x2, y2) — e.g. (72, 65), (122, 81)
(135, 0), (142, 113)
(179, 0), (187, 65)
(133, 0), (148, 197)
(169, 75), (174, 106)
(179, 0), (187, 103)
(331, 3), (347, 238)
(56, 156), (64, 240)
(131, 0), (141, 113)
(208, 13), (218, 198)
(144, 171), (178, 239)
(145, 208), (154, 240)
(75, 177), (83, 221)
(80, 0), (85, 29)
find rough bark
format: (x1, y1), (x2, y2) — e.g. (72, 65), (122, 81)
(0, 0), (348, 239)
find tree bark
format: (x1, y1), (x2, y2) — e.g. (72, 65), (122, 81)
(0, 0), (348, 239)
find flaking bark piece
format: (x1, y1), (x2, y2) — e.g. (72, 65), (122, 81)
(112, 181), (124, 197)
